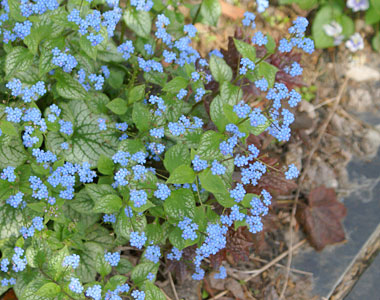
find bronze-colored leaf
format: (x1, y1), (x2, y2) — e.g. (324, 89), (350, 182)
(296, 186), (347, 251)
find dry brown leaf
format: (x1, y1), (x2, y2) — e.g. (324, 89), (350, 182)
(296, 186), (347, 251)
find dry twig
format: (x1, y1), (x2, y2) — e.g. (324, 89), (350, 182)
(168, 271), (180, 300)
(279, 77), (349, 299)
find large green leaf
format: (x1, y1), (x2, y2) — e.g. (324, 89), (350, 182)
(144, 282), (166, 300)
(132, 102), (151, 132)
(131, 262), (158, 285)
(199, 169), (227, 194)
(5, 46), (34, 79)
(0, 204), (24, 239)
(76, 242), (104, 283)
(162, 77), (188, 93)
(18, 277), (51, 300)
(164, 188), (195, 220)
(54, 71), (88, 101)
(200, 0), (221, 27)
(123, 9), (152, 38)
(46, 100), (118, 165)
(0, 135), (28, 168)
(197, 131), (224, 160)
(164, 144), (191, 173)
(167, 165), (195, 184)
(114, 209), (147, 240)
(234, 39), (256, 61)
(209, 56), (233, 83)
(210, 82), (242, 132)
(93, 194), (122, 214)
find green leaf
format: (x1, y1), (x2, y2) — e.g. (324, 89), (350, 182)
(36, 282), (61, 298)
(233, 39), (256, 61)
(128, 84), (146, 104)
(200, 0), (221, 27)
(238, 116), (271, 136)
(114, 209), (146, 240)
(169, 227), (197, 251)
(249, 61), (278, 89)
(93, 194), (122, 214)
(86, 184), (118, 210)
(0, 205), (24, 239)
(97, 154), (114, 175)
(0, 135), (28, 169)
(46, 246), (69, 281)
(372, 31), (380, 52)
(144, 282), (166, 300)
(95, 253), (112, 277)
(39, 38), (65, 76)
(118, 138), (145, 153)
(19, 277), (51, 300)
(55, 71), (88, 101)
(46, 100), (118, 165)
(104, 275), (128, 291)
(8, 0), (26, 22)
(123, 9), (152, 38)
(167, 164), (195, 184)
(210, 82), (242, 132)
(145, 223), (164, 244)
(133, 101), (151, 132)
(131, 262), (158, 285)
(106, 98), (128, 115)
(0, 120), (18, 136)
(264, 35), (276, 54)
(366, 0), (380, 24)
(214, 193), (236, 208)
(5, 47), (34, 79)
(164, 144), (191, 173)
(24, 23), (52, 55)
(199, 169), (226, 194)
(116, 258), (133, 274)
(197, 131), (224, 160)
(76, 242), (104, 283)
(162, 77), (188, 93)
(79, 35), (97, 60)
(312, 5), (354, 48)
(143, 71), (168, 86)
(69, 189), (95, 214)
(209, 56), (233, 83)
(164, 188), (196, 220)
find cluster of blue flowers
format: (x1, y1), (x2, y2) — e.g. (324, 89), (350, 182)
(104, 251), (120, 266)
(62, 254), (80, 269)
(52, 47), (78, 73)
(6, 79), (46, 103)
(0, 0), (315, 294)
(178, 217), (199, 241)
(168, 115), (203, 136)
(19, 216), (44, 238)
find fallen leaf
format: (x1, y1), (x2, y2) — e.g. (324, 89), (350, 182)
(1, 289), (17, 300)
(296, 186), (347, 251)
(225, 278), (245, 299)
(220, 0), (245, 20)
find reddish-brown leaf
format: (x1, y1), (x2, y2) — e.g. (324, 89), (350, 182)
(296, 186), (347, 251)
(1, 289), (17, 300)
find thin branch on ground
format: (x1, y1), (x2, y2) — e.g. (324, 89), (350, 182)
(234, 257), (313, 276)
(243, 239), (306, 282)
(160, 288), (174, 300)
(279, 77), (349, 299)
(210, 290), (229, 300)
(168, 271), (180, 300)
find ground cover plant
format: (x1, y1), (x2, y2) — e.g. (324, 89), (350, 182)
(280, 0), (379, 51)
(0, 0), (314, 299)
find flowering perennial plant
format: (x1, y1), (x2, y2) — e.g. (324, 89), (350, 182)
(0, 0), (311, 299)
